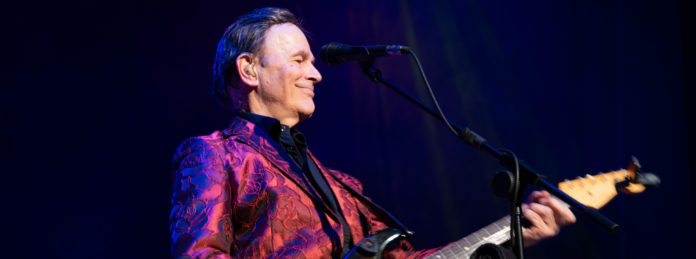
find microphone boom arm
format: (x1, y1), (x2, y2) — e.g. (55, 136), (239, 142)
(357, 59), (620, 234)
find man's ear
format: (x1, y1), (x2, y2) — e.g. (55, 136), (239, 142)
(236, 52), (258, 87)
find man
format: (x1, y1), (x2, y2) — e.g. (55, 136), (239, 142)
(169, 7), (575, 258)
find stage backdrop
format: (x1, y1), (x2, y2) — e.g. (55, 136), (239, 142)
(6, 0), (695, 258)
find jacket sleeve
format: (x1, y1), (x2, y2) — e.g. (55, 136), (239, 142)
(170, 137), (234, 259)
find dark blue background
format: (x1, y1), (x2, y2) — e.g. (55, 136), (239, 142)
(5, 0), (695, 258)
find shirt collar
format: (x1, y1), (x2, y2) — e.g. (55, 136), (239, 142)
(237, 111), (283, 141)
(237, 111), (309, 167)
(236, 112), (308, 148)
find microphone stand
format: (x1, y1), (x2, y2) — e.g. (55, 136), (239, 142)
(358, 60), (619, 259)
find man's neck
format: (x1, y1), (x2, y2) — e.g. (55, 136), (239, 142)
(247, 109), (300, 127)
(247, 94), (302, 127)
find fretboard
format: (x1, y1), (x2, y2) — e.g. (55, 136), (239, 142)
(424, 196), (574, 259)
(425, 216), (512, 259)
(423, 167), (637, 258)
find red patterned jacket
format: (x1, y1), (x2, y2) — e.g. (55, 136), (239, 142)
(170, 117), (434, 258)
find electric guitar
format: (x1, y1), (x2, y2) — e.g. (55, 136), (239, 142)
(346, 158), (656, 259)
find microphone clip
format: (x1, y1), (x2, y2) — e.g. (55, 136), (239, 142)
(358, 60), (382, 83)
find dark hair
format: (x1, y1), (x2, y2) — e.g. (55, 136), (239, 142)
(211, 7), (301, 107)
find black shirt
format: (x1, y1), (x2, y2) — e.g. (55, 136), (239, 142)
(237, 112), (353, 252)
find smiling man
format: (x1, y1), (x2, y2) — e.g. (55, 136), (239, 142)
(238, 22), (320, 126)
(169, 7), (575, 259)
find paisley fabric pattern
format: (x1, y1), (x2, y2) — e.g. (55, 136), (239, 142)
(170, 117), (437, 258)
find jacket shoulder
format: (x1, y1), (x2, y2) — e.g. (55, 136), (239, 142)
(172, 131), (230, 169)
(172, 118), (255, 167)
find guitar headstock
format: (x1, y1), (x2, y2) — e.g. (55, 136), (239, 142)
(557, 157), (649, 209)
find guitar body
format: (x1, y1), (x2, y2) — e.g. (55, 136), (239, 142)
(343, 229), (409, 259)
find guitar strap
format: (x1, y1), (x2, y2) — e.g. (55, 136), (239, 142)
(328, 173), (414, 239)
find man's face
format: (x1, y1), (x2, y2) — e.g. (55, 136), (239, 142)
(253, 23), (322, 125)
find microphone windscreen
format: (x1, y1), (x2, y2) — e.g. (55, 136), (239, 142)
(319, 42), (349, 66)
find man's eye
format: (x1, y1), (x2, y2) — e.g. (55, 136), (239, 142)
(294, 59), (303, 63)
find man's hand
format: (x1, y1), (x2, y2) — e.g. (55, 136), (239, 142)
(521, 190), (576, 247)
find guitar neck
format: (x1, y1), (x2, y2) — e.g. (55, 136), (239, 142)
(425, 216), (512, 259)
(422, 167), (643, 258)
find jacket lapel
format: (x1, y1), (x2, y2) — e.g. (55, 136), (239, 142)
(224, 118), (339, 221)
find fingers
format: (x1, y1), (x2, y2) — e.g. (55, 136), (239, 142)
(522, 191), (575, 246)
(519, 190), (578, 247)
(545, 197), (577, 226)
(530, 191), (577, 226)
(521, 202), (559, 247)
(527, 190), (550, 203)
(524, 202), (559, 235)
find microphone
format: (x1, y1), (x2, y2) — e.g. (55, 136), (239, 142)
(320, 42), (410, 66)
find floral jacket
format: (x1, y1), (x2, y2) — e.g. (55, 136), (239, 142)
(169, 117), (432, 258)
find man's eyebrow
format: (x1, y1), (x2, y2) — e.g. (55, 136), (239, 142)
(291, 50), (315, 63)
(290, 50), (308, 57)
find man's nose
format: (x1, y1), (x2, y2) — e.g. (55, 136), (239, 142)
(307, 64), (322, 83)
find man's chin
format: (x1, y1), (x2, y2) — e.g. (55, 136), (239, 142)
(298, 110), (314, 122)
(298, 105), (315, 121)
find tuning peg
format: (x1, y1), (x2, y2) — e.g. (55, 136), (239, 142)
(628, 156), (642, 173)
(634, 172), (660, 188)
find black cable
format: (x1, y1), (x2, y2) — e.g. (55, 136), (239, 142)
(501, 149), (521, 208)
(501, 148), (524, 259)
(407, 50), (460, 138)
